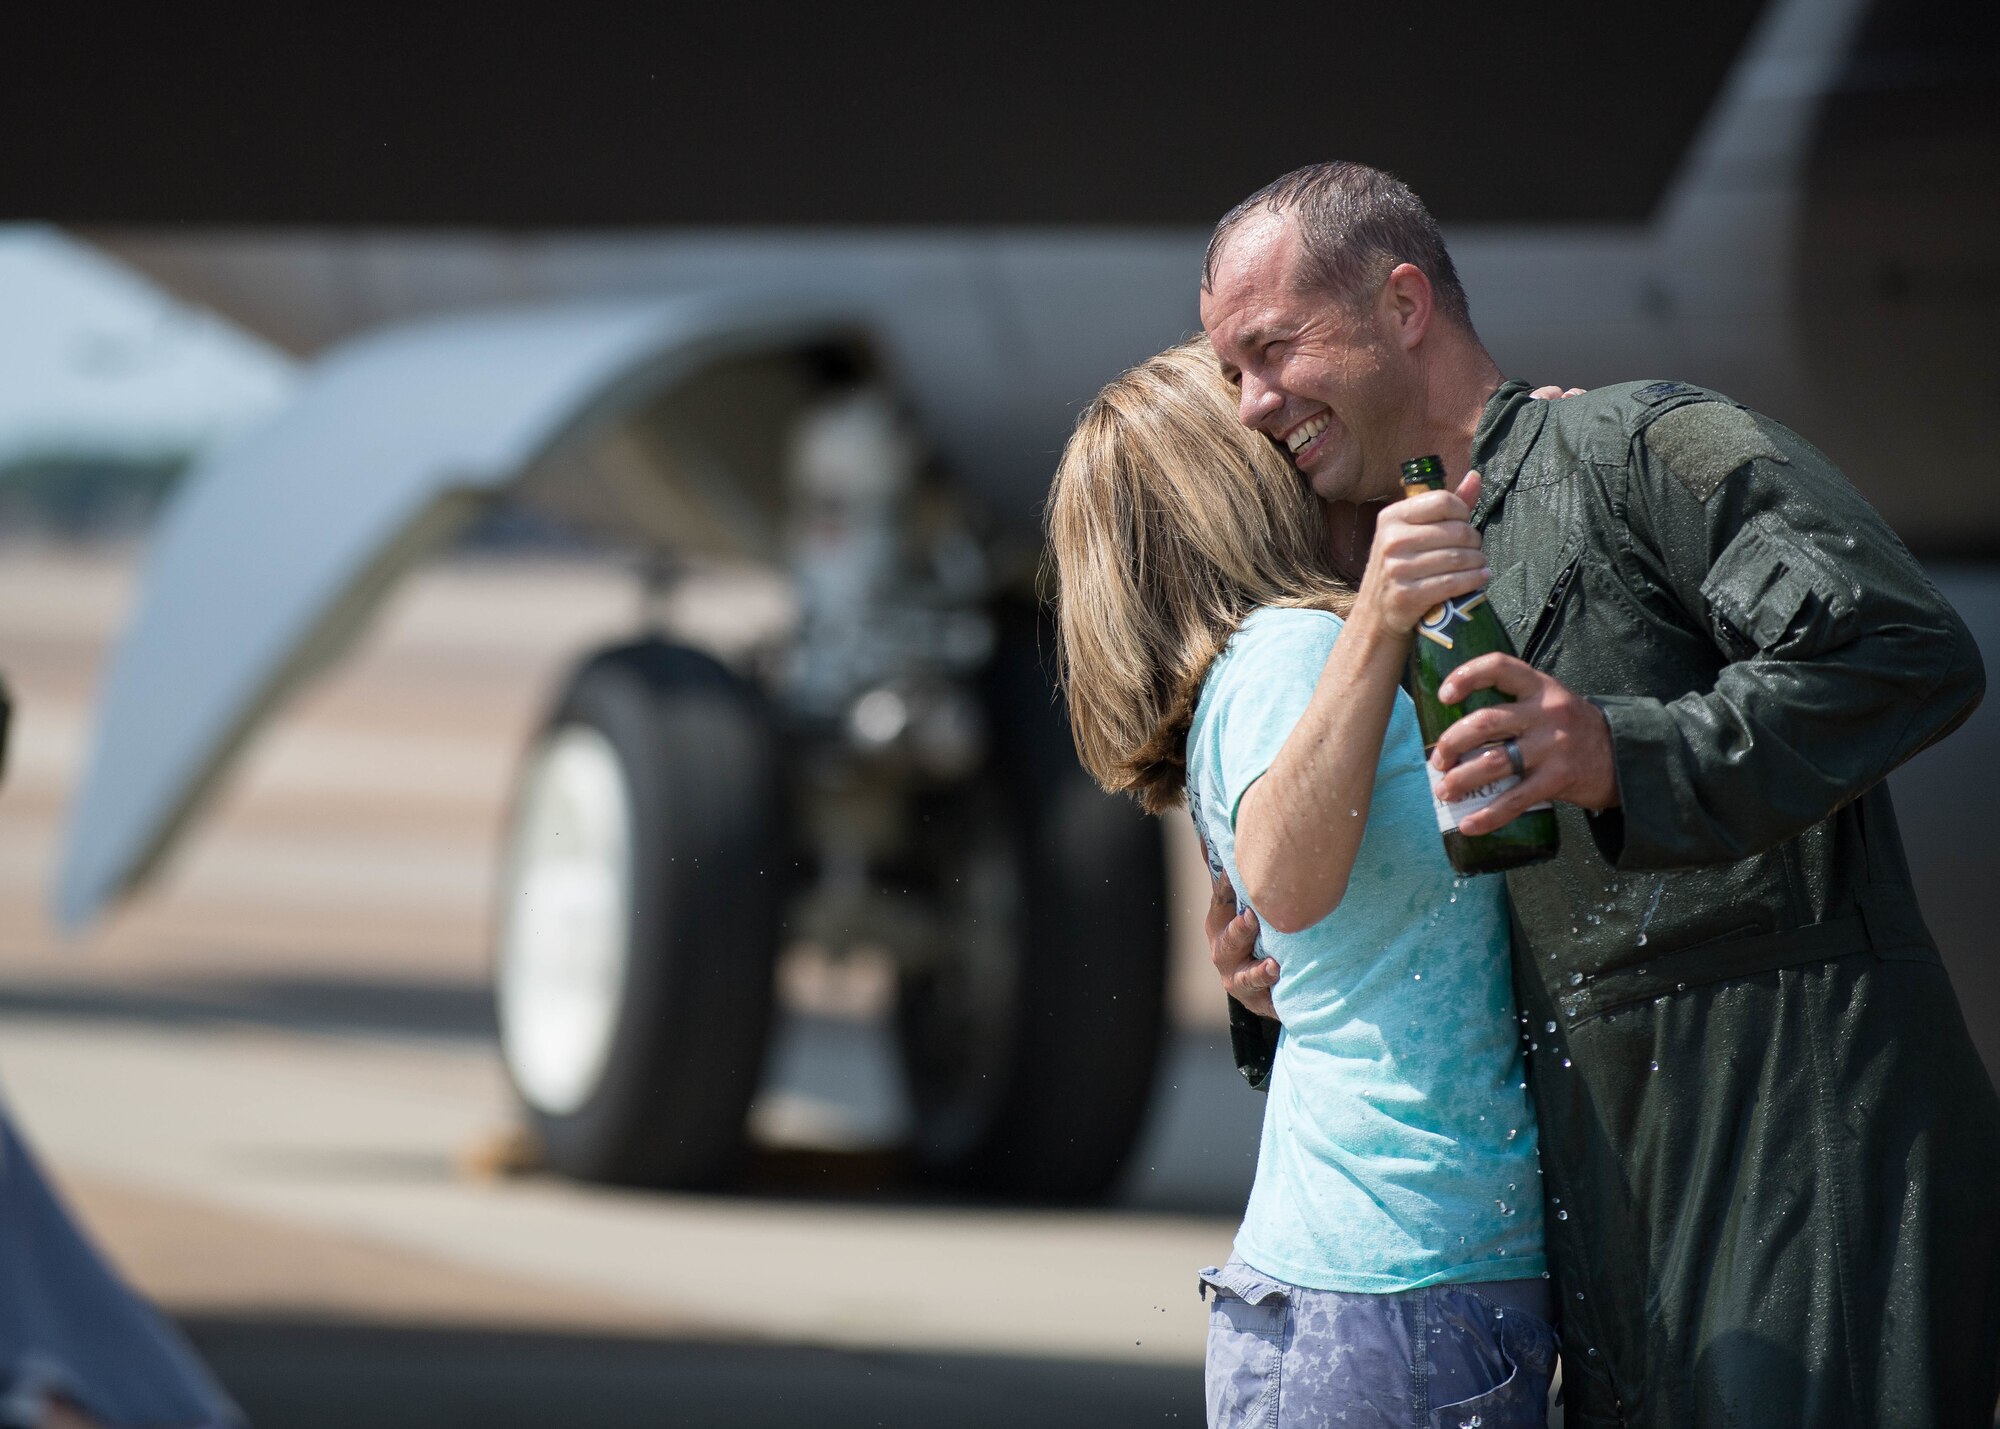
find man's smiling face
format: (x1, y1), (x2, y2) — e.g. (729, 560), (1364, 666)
(1200, 211), (1407, 507)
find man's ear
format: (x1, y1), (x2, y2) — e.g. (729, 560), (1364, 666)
(1381, 262), (1433, 351)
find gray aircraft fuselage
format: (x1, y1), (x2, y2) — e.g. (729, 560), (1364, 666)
(72, 0), (1998, 554)
(47, 0), (2000, 1088)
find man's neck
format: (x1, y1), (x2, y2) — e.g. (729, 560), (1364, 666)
(1371, 329), (1506, 497)
(1332, 331), (1506, 578)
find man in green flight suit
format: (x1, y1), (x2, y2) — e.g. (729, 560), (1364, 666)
(1199, 162), (1999, 1426)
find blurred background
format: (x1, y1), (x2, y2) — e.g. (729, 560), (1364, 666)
(0, 1), (1995, 1424)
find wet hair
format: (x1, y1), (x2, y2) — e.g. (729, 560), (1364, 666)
(1045, 337), (1353, 814)
(1203, 161), (1472, 327)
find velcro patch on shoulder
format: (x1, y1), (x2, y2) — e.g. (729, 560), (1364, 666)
(1633, 380), (1701, 405)
(1643, 401), (1786, 502)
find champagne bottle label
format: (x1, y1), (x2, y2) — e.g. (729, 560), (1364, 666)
(1417, 592), (1489, 650)
(1427, 748), (1555, 833)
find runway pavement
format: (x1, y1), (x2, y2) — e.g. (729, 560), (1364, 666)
(0, 545), (1254, 1426)
(0, 1001), (1259, 1362)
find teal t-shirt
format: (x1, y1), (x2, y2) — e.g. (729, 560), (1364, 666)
(1187, 606), (1546, 1292)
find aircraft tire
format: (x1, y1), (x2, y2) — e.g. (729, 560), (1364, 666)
(895, 603), (1169, 1201)
(493, 638), (783, 1189)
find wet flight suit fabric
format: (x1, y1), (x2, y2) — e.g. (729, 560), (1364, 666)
(1467, 378), (1999, 1427)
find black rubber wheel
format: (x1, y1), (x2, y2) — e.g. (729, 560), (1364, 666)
(895, 604), (1170, 1201)
(494, 639), (785, 1188)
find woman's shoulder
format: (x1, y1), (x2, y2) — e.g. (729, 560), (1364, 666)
(1223, 605), (1345, 668)
(1194, 606), (1343, 726)
(1188, 605), (1356, 820)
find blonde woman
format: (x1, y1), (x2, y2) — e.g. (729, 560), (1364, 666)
(1047, 339), (1554, 1428)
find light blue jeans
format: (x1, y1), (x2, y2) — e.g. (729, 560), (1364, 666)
(1199, 1259), (1557, 1429)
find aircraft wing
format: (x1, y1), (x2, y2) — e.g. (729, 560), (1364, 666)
(57, 291), (864, 928)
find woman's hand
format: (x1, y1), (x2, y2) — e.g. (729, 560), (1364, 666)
(1207, 870), (1279, 1020)
(1350, 469), (1489, 638)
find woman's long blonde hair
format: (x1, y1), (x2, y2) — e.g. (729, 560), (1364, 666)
(1046, 337), (1354, 814)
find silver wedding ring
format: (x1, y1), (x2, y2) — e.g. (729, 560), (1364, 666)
(1502, 737), (1527, 779)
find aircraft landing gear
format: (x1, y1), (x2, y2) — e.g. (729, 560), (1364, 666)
(494, 639), (785, 1189)
(893, 608), (1168, 1201)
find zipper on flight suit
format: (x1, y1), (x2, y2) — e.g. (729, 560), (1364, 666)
(1519, 552), (1583, 666)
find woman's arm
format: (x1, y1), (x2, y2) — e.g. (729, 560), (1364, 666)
(1234, 472), (1487, 931)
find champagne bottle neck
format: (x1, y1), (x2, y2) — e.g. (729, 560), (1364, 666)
(1400, 453), (1448, 498)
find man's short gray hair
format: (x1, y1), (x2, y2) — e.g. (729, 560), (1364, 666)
(1203, 161), (1472, 328)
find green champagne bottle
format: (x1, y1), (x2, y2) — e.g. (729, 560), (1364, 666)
(1399, 455), (1560, 876)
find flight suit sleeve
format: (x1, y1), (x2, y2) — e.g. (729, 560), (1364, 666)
(1585, 403), (1985, 869)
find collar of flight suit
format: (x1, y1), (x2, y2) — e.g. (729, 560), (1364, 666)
(1466, 378), (1546, 531)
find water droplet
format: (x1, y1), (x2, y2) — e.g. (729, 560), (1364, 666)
(1677, 982), (1686, 992)
(1544, 1020), (1557, 1033)
(1636, 933), (1649, 947)
(1557, 1209), (1569, 1220)
(1635, 968), (1646, 977)
(1413, 972), (1422, 981)
(1541, 1270), (1551, 1279)
(1562, 1058), (1573, 1068)
(1506, 1127), (1518, 1140)
(1650, 1060), (1660, 1072)
(1568, 972), (1584, 987)
(1449, 892), (1458, 903)
(1588, 1347), (1599, 1357)
(1575, 1291), (1585, 1301)
(1349, 808), (1358, 817)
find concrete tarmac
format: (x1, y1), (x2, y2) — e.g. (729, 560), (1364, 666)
(0, 1004), (1256, 1367)
(8, 1004), (1233, 1426)
(0, 546), (1253, 1426)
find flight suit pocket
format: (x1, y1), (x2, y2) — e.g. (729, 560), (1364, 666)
(1700, 514), (1856, 658)
(1486, 538), (1582, 662)
(1199, 1262), (1288, 1428)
